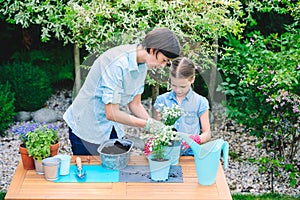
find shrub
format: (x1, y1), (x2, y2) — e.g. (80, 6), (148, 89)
(0, 62), (52, 111)
(217, 28), (300, 190)
(10, 48), (74, 86)
(0, 82), (15, 136)
(0, 191), (5, 200)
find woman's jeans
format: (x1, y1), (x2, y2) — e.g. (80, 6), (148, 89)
(68, 127), (118, 155)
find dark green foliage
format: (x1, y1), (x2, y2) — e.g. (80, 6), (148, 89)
(218, 28), (300, 190)
(0, 62), (52, 111)
(0, 191), (5, 200)
(232, 193), (299, 200)
(0, 82), (15, 136)
(0, 19), (23, 62)
(10, 47), (74, 86)
(245, 11), (295, 36)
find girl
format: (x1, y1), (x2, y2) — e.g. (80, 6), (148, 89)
(154, 57), (211, 155)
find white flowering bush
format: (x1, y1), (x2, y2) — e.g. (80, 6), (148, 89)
(144, 126), (178, 160)
(159, 104), (183, 126)
(143, 104), (183, 160)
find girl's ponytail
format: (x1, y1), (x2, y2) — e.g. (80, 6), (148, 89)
(195, 65), (202, 74)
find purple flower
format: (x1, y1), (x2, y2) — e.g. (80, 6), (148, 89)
(11, 122), (60, 144)
(293, 105), (300, 113)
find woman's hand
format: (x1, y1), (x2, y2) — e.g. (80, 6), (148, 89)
(144, 118), (166, 134)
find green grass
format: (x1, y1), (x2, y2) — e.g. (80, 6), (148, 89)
(232, 193), (300, 200)
(0, 191), (5, 200)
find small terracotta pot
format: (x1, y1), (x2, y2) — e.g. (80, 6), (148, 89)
(19, 144), (35, 170)
(50, 142), (60, 157)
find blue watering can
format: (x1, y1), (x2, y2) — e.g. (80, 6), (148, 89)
(178, 132), (229, 185)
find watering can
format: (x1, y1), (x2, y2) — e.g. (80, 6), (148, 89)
(178, 132), (229, 185)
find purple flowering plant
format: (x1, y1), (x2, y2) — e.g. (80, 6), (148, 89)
(11, 122), (60, 146)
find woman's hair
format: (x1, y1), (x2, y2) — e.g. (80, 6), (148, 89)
(141, 27), (180, 58)
(170, 57), (201, 81)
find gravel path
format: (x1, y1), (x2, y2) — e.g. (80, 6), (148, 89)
(0, 89), (299, 196)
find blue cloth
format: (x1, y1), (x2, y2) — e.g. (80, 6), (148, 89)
(54, 165), (119, 183)
(63, 44), (147, 145)
(54, 165), (183, 183)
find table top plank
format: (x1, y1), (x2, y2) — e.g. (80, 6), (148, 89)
(5, 156), (232, 200)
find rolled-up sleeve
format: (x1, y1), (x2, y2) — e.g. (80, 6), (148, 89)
(99, 61), (125, 105)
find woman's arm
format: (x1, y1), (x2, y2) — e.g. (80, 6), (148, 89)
(128, 94), (149, 120)
(105, 103), (147, 128)
(199, 110), (211, 143)
(104, 95), (149, 128)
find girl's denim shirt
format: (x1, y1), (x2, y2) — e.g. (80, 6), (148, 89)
(154, 89), (209, 135)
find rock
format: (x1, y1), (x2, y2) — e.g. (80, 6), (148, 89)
(32, 108), (59, 123)
(15, 111), (32, 122)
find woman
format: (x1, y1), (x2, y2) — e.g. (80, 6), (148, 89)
(63, 27), (180, 155)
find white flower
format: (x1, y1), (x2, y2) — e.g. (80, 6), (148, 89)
(160, 104), (183, 126)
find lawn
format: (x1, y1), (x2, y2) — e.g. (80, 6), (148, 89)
(232, 193), (299, 200)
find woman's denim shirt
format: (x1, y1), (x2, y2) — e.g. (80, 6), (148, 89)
(63, 44), (147, 144)
(154, 89), (209, 134)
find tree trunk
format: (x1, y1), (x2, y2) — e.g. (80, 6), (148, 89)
(151, 85), (159, 117)
(208, 38), (218, 103)
(73, 44), (81, 98)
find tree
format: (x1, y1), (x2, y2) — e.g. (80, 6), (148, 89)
(0, 0), (244, 104)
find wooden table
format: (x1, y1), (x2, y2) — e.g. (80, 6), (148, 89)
(5, 156), (232, 200)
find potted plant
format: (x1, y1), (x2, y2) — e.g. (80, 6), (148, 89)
(12, 122), (60, 172)
(156, 104), (183, 164)
(11, 122), (50, 169)
(144, 126), (177, 181)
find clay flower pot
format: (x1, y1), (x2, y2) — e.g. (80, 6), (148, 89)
(32, 142), (60, 174)
(50, 142), (60, 157)
(19, 144), (35, 170)
(19, 142), (59, 171)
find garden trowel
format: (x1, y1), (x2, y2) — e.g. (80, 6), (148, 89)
(75, 157), (86, 179)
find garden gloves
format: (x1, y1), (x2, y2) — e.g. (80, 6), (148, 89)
(144, 118), (166, 134)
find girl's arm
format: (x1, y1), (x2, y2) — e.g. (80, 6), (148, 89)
(199, 110), (211, 143)
(154, 110), (161, 121)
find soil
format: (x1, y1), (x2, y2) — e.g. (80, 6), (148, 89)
(151, 158), (169, 162)
(100, 140), (131, 154)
